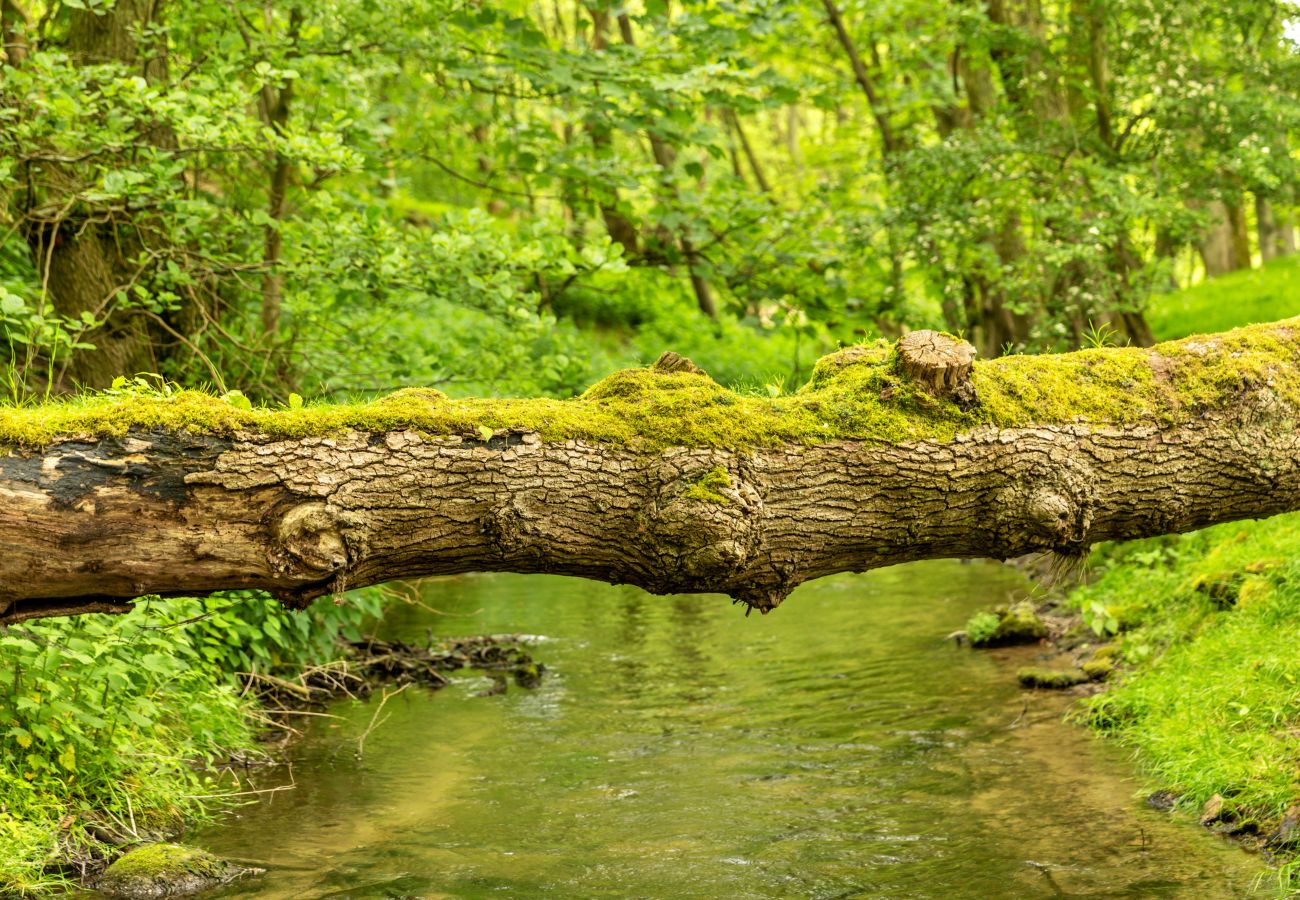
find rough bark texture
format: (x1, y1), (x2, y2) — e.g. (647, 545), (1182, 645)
(3, 323), (1300, 625)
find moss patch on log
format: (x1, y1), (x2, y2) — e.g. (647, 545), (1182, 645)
(1, 318), (1297, 450)
(683, 466), (734, 504)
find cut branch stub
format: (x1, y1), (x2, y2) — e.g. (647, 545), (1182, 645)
(895, 330), (978, 409)
(652, 351), (707, 376)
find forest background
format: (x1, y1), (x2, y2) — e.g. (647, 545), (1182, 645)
(1, 0), (1299, 892)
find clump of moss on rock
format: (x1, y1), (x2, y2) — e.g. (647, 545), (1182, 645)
(966, 601), (1048, 647)
(1017, 667), (1090, 689)
(97, 843), (253, 899)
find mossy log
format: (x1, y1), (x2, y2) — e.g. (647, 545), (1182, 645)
(2, 319), (1300, 624)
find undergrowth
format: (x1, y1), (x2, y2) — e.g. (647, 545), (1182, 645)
(0, 590), (383, 894)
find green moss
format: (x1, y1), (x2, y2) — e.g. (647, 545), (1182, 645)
(682, 466), (733, 504)
(1081, 656), (1115, 681)
(974, 346), (1157, 426)
(3, 317), (1298, 450)
(1017, 667), (1090, 689)
(968, 602), (1048, 647)
(97, 843), (231, 897)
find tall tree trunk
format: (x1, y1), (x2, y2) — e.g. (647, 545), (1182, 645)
(1255, 194), (1289, 263)
(582, 7), (641, 255)
(1228, 200), (1251, 270)
(24, 1), (176, 390)
(4, 319), (1300, 625)
(259, 16), (298, 338)
(1197, 199), (1247, 277)
(821, 0), (909, 311)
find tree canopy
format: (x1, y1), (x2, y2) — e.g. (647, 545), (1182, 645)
(2, 0), (1298, 402)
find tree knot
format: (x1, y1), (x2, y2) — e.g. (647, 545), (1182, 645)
(638, 457), (763, 591)
(275, 502), (349, 575)
(994, 460), (1095, 555)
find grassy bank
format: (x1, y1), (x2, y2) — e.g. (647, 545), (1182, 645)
(1059, 256), (1300, 890)
(1147, 254), (1300, 340)
(1068, 519), (1300, 887)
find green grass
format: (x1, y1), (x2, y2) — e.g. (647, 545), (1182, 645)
(1072, 516), (1300, 825)
(1147, 254), (1300, 340)
(1064, 256), (1300, 892)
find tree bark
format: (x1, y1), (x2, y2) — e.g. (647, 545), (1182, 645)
(258, 7), (303, 338)
(1257, 194), (1279, 263)
(3, 319), (1300, 625)
(1197, 199), (1248, 277)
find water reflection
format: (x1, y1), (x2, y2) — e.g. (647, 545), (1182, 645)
(197, 563), (1265, 899)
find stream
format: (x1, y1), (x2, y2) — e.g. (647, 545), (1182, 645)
(197, 561), (1266, 898)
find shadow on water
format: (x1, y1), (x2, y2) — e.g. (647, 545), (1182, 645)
(196, 561), (1266, 899)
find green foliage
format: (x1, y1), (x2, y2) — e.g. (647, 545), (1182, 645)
(0, 589), (383, 892)
(964, 611), (1001, 646)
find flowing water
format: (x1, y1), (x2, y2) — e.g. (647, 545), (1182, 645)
(197, 562), (1266, 898)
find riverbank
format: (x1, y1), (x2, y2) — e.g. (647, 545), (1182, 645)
(1052, 254), (1300, 893)
(1061, 515), (1300, 891)
(0, 579), (545, 896)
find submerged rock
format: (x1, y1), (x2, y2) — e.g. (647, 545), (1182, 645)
(1016, 667), (1089, 689)
(968, 601), (1048, 647)
(1146, 789), (1180, 812)
(97, 843), (257, 898)
(1081, 655), (1115, 681)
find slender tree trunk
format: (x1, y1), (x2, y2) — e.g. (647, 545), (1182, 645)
(582, 7), (640, 255)
(726, 109), (772, 194)
(1069, 0), (1112, 147)
(614, 11), (716, 318)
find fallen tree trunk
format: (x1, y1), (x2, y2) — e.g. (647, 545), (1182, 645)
(3, 319), (1299, 624)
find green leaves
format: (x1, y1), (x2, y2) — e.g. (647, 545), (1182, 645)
(221, 390), (252, 411)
